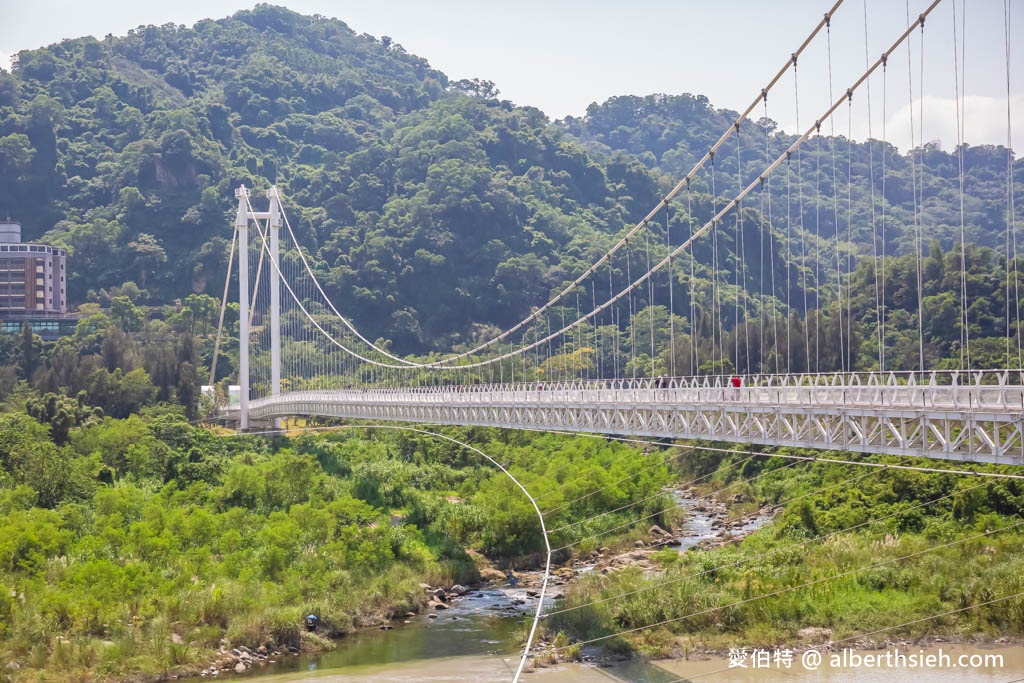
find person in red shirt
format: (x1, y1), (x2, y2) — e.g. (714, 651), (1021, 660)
(730, 375), (741, 400)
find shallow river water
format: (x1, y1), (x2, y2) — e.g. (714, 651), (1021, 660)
(190, 493), (1024, 682)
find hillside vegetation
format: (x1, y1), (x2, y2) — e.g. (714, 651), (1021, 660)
(0, 406), (672, 679)
(0, 5), (1020, 361)
(0, 7), (1022, 679)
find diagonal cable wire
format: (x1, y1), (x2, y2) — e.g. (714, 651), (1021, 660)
(546, 452), (763, 534)
(546, 447), (849, 537)
(553, 455), (886, 548)
(251, 2), (938, 378)
(483, 425), (1024, 482)
(540, 445), (729, 516)
(539, 448), (693, 513)
(255, 4), (850, 373)
(550, 457), (811, 552)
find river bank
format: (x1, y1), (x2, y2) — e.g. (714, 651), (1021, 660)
(545, 457), (1024, 669)
(171, 481), (1024, 683)
(195, 654), (676, 682)
(166, 488), (720, 682)
(173, 642), (1024, 683)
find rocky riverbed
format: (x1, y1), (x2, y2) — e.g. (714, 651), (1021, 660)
(548, 487), (776, 584)
(196, 643), (299, 678)
(183, 487), (776, 680)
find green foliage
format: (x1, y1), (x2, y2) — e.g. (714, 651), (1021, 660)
(549, 448), (1024, 653)
(0, 9), (660, 354)
(0, 406), (667, 679)
(0, 6), (450, 326)
(25, 390), (102, 445)
(0, 7), (1019, 368)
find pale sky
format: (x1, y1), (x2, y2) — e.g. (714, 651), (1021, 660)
(0, 0), (1020, 151)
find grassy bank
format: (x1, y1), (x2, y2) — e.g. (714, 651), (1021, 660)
(0, 445), (475, 680)
(0, 411), (675, 681)
(546, 449), (1024, 657)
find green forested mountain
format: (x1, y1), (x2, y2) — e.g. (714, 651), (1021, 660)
(0, 4), (661, 353)
(0, 6), (1020, 361)
(0, 12), (1023, 678)
(0, 4), (448, 300)
(563, 93), (1023, 255)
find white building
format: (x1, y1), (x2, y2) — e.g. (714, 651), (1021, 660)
(0, 221), (67, 317)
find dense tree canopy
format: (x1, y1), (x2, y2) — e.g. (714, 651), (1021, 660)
(0, 6), (1019, 362)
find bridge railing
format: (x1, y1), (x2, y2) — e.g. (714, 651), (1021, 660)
(343, 369), (1024, 392)
(252, 370), (1024, 415)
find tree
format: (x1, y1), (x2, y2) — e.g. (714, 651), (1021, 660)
(183, 294), (219, 335)
(126, 234), (166, 289)
(25, 392), (101, 446)
(177, 361), (199, 420)
(0, 413), (90, 508)
(0, 133), (33, 173)
(0, 70), (19, 106)
(19, 324), (40, 381)
(451, 78), (500, 100)
(110, 296), (143, 332)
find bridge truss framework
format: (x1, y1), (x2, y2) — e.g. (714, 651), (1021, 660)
(236, 371), (1024, 466)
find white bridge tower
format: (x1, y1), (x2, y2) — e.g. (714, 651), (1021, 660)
(234, 184), (282, 430)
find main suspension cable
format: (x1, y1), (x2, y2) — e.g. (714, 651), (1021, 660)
(256, 3), (849, 372)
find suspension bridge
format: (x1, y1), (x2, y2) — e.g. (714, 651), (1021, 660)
(212, 0), (1023, 467)
(202, 2), (1024, 678)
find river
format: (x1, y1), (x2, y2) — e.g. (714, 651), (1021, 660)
(184, 491), (1024, 682)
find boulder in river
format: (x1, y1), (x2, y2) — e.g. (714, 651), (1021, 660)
(649, 524), (672, 537)
(479, 567), (507, 583)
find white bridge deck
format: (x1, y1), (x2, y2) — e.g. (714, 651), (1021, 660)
(236, 371), (1024, 465)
